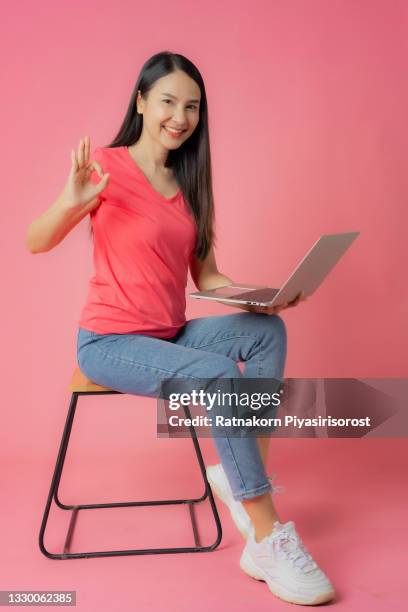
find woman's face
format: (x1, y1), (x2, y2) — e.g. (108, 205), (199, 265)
(137, 70), (201, 149)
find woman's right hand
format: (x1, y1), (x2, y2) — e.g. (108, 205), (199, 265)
(62, 136), (110, 211)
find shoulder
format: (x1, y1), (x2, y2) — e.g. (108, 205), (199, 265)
(91, 145), (112, 158)
(90, 146), (104, 164)
(91, 146), (124, 167)
(90, 146), (120, 173)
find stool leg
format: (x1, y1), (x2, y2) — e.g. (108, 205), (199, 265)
(39, 392), (79, 559)
(183, 403), (222, 548)
(39, 391), (223, 559)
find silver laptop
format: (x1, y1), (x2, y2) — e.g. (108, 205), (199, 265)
(189, 232), (360, 307)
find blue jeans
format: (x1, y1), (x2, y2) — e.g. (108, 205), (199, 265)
(77, 311), (287, 501)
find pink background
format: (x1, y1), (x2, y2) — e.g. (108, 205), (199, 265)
(2, 0), (407, 609)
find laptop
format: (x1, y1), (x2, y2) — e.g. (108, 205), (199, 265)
(189, 232), (360, 307)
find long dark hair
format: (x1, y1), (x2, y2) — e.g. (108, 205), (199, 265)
(89, 50), (216, 261)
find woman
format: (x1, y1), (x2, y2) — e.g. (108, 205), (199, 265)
(26, 51), (335, 605)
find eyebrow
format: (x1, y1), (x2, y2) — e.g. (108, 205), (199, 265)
(161, 92), (200, 103)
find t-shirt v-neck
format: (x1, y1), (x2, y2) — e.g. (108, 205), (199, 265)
(122, 146), (181, 202)
(77, 145), (197, 337)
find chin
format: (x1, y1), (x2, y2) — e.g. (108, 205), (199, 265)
(162, 139), (184, 150)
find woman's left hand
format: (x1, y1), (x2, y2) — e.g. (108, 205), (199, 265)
(219, 290), (308, 315)
(251, 290), (307, 315)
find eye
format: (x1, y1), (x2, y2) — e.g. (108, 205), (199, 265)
(163, 99), (198, 110)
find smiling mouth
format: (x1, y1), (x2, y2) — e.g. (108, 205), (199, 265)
(163, 126), (187, 134)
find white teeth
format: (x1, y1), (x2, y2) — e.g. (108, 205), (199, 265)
(164, 126), (183, 133)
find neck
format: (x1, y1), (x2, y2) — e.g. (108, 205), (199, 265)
(129, 135), (169, 172)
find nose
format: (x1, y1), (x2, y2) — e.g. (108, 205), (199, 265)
(172, 105), (188, 126)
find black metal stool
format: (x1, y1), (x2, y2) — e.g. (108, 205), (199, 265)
(39, 366), (222, 559)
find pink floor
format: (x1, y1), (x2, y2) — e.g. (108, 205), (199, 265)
(2, 438), (406, 611)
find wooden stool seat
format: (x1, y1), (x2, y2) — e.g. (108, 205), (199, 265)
(69, 366), (113, 393)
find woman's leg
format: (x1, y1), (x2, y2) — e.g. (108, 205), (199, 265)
(168, 310), (287, 540)
(258, 436), (271, 465)
(77, 326), (243, 399)
(77, 311), (286, 541)
(77, 325), (266, 498)
(164, 315), (335, 604)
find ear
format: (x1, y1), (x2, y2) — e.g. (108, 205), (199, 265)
(136, 90), (143, 115)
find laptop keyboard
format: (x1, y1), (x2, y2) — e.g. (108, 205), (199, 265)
(228, 288), (279, 302)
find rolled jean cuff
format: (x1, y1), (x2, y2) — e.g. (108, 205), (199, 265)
(232, 481), (272, 502)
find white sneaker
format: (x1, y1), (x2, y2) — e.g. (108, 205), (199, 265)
(240, 520), (336, 605)
(206, 463), (285, 540)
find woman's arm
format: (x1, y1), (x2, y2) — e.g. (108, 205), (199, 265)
(25, 190), (95, 253)
(25, 136), (108, 254)
(189, 247), (257, 312)
(189, 246), (233, 290)
(189, 247), (307, 314)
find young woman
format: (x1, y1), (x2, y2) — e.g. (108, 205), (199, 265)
(26, 51), (335, 605)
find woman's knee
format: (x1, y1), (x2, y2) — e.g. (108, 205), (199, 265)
(254, 312), (287, 348)
(270, 313), (287, 343)
(237, 310), (287, 345)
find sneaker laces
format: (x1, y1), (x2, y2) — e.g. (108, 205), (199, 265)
(267, 472), (286, 495)
(270, 526), (318, 574)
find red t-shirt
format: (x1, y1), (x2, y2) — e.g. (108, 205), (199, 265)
(78, 146), (197, 337)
